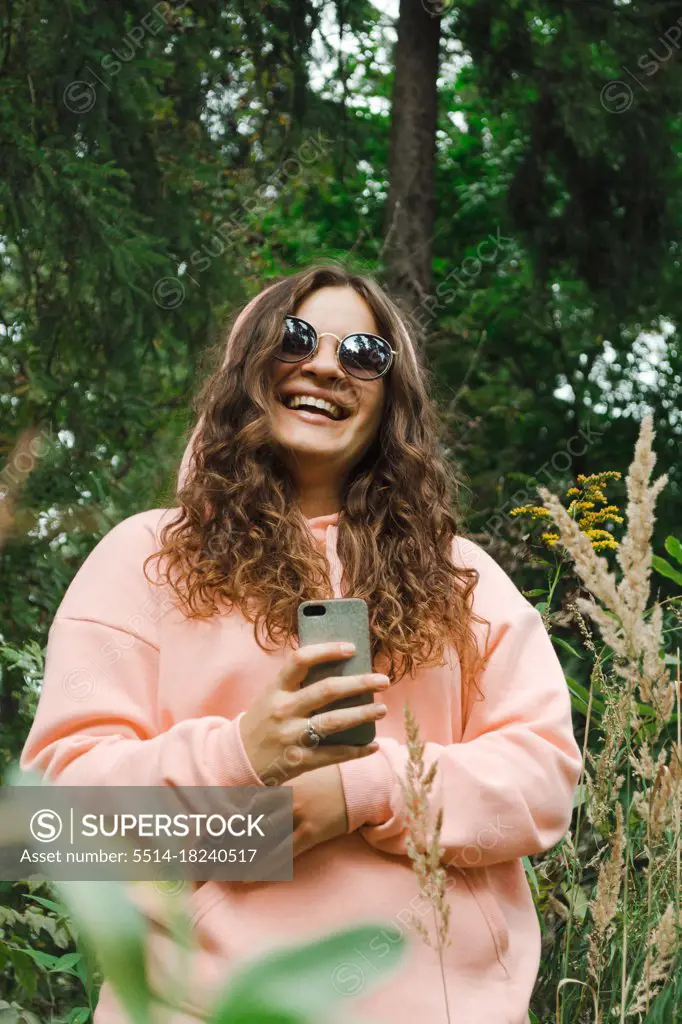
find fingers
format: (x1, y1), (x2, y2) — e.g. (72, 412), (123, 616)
(295, 671), (390, 717)
(306, 700), (388, 740)
(278, 642), (356, 692)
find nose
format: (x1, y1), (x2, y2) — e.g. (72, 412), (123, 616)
(301, 332), (343, 378)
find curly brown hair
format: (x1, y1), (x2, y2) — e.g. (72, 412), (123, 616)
(144, 262), (490, 687)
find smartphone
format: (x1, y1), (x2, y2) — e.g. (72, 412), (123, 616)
(297, 598), (375, 746)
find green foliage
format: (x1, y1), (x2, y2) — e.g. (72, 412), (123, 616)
(2, 2), (682, 1022)
(212, 925), (404, 1023)
(653, 534), (682, 586)
(0, 877), (403, 1024)
(515, 465), (681, 1021)
(0, 643), (43, 775)
(49, 883), (150, 1024)
(2, 3), (681, 748)
(0, 881), (92, 1022)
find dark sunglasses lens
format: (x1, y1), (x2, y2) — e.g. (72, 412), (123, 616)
(340, 335), (392, 379)
(280, 317), (316, 362)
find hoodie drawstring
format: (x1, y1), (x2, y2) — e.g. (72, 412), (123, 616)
(325, 525), (344, 598)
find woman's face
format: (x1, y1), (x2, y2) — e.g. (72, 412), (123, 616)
(269, 286), (387, 480)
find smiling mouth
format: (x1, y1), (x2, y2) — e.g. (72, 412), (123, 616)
(279, 394), (349, 421)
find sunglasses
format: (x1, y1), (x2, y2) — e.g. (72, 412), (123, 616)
(276, 315), (396, 381)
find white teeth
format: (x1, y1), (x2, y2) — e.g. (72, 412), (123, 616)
(285, 395), (343, 420)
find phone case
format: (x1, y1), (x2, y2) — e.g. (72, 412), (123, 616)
(297, 598), (375, 746)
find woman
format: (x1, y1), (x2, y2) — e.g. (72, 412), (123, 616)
(21, 263), (582, 1024)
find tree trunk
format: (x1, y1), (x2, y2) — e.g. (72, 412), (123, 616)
(384, 0), (442, 331)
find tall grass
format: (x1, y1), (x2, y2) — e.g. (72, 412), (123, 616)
(400, 413), (680, 1022)
(512, 413), (680, 1021)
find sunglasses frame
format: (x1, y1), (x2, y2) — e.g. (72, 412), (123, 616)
(276, 315), (397, 380)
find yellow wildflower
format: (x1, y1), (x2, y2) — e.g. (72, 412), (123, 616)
(576, 471), (622, 485)
(583, 529), (620, 552)
(580, 506), (625, 528)
(581, 532), (614, 548)
(591, 538), (620, 552)
(508, 469), (623, 554)
(584, 487), (607, 504)
(567, 500), (596, 513)
(509, 505), (553, 520)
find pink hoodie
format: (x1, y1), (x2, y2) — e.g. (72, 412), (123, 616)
(20, 503), (581, 1024)
(20, 288), (582, 1023)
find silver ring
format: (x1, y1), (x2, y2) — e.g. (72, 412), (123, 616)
(302, 717), (323, 747)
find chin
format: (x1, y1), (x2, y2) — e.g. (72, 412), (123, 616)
(272, 415), (337, 447)
(282, 435), (346, 459)
(269, 409), (375, 472)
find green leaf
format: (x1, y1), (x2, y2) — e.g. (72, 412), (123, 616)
(52, 881), (151, 1024)
(50, 951), (84, 973)
(68, 1009), (91, 1024)
(8, 945), (59, 970)
(664, 535), (682, 565)
(652, 555), (682, 586)
(552, 636), (584, 660)
(211, 925), (405, 1022)
(522, 856), (540, 897)
(522, 588), (547, 598)
(24, 894), (68, 917)
(534, 601), (548, 614)
(74, 951), (91, 989)
(7, 948), (38, 998)
(0, 906), (20, 927)
(566, 677), (605, 716)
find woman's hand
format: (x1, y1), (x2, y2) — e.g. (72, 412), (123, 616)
(239, 641), (390, 784)
(284, 764), (349, 857)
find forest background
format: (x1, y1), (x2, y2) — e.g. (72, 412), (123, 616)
(0, 1), (681, 1022)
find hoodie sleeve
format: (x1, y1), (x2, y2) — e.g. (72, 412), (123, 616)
(20, 510), (263, 790)
(338, 537), (582, 868)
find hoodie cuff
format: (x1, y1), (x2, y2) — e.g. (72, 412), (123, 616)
(205, 712), (265, 788)
(339, 750), (394, 832)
